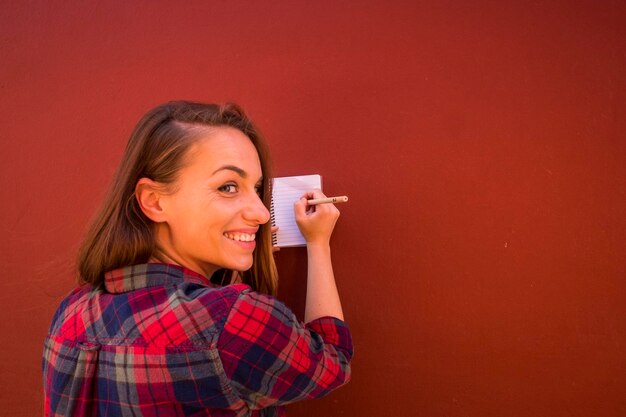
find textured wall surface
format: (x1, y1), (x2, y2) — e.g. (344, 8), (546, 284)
(1, 1), (625, 416)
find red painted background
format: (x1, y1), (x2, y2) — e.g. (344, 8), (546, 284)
(1, 1), (625, 416)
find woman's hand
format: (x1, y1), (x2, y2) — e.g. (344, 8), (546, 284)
(294, 189), (340, 247)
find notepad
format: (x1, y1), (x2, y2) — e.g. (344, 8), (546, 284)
(271, 174), (322, 247)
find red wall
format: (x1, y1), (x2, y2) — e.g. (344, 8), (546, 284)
(1, 1), (625, 416)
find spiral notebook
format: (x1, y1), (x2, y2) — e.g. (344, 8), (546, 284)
(271, 174), (322, 247)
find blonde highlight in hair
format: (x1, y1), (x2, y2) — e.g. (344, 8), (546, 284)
(78, 101), (278, 295)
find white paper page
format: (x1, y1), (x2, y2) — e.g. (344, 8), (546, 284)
(271, 174), (322, 247)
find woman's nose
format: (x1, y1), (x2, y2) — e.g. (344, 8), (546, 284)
(244, 193), (270, 225)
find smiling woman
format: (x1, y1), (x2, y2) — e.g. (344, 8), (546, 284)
(42, 101), (352, 417)
(76, 102), (278, 295)
(136, 127), (271, 278)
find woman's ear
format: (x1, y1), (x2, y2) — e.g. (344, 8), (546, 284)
(135, 178), (167, 223)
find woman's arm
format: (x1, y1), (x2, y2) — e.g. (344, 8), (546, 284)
(217, 196), (350, 407)
(294, 190), (344, 322)
(217, 289), (352, 408)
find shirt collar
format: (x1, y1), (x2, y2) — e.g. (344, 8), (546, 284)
(104, 263), (214, 293)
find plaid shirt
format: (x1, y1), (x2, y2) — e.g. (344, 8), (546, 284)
(42, 263), (352, 417)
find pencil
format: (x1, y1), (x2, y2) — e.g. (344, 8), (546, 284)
(307, 196), (349, 205)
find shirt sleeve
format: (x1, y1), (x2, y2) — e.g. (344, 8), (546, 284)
(216, 289), (353, 409)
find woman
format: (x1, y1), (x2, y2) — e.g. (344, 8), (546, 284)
(42, 101), (352, 417)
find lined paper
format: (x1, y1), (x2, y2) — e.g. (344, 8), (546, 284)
(271, 174), (322, 247)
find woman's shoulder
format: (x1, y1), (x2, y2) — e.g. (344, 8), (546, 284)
(175, 281), (252, 306)
(146, 280), (244, 323)
(180, 282), (291, 323)
(46, 284), (101, 337)
(47, 281), (260, 346)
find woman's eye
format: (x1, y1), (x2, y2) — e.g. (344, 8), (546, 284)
(218, 184), (238, 193)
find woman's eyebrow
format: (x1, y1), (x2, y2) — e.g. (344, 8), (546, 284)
(212, 165), (247, 177)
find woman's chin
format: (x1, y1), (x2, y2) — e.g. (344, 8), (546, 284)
(225, 259), (253, 273)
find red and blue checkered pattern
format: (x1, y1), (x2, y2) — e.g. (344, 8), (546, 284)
(42, 263), (352, 416)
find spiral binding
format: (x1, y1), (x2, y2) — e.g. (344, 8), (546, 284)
(270, 196), (278, 246)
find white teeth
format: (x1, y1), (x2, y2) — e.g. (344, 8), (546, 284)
(224, 233), (256, 242)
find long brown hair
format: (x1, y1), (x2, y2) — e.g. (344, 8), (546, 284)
(77, 101), (278, 295)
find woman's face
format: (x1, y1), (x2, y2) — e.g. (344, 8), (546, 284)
(155, 126), (270, 278)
